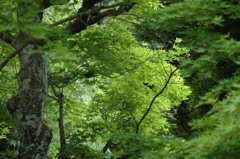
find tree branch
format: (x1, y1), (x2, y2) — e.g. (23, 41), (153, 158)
(102, 57), (151, 79)
(0, 0), (52, 71)
(80, 0), (103, 10)
(0, 2), (136, 72)
(41, 0), (52, 9)
(102, 140), (112, 153)
(0, 40), (32, 72)
(0, 32), (15, 45)
(51, 9), (97, 27)
(135, 68), (178, 133)
(51, 85), (61, 98)
(48, 94), (58, 101)
(51, 2), (131, 30)
(66, 2), (136, 34)
(122, 106), (138, 127)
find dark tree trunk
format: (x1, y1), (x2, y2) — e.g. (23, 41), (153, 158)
(7, 42), (52, 159)
(1, 1), (136, 158)
(58, 93), (68, 159)
(50, 86), (68, 159)
(4, 1), (53, 158)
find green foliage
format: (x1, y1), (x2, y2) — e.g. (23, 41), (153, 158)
(2, 0), (240, 158)
(0, 28), (19, 158)
(181, 77), (240, 159)
(44, 16), (190, 158)
(143, 0), (240, 158)
(65, 130), (105, 159)
(0, 122), (10, 139)
(109, 131), (183, 159)
(72, 21), (140, 75)
(79, 30), (190, 136)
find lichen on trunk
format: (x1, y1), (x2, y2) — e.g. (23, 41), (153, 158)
(7, 43), (52, 159)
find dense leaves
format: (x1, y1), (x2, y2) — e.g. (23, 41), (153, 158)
(142, 0), (240, 158)
(1, 0), (240, 158)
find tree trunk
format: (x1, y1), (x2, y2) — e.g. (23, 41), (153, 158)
(58, 93), (68, 159)
(1, 1), (136, 158)
(51, 86), (68, 159)
(7, 41), (52, 159)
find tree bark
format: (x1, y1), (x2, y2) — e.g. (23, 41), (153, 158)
(58, 93), (68, 159)
(50, 85), (68, 159)
(7, 40), (52, 159)
(2, 1), (136, 158)
(4, 1), (53, 158)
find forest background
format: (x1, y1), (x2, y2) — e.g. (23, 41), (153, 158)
(0, 0), (240, 159)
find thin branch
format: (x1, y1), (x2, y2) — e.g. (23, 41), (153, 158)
(51, 2), (124, 27)
(67, 2), (136, 34)
(0, 32), (15, 45)
(0, 40), (31, 72)
(50, 10), (94, 27)
(41, 0), (52, 9)
(102, 140), (112, 153)
(115, 17), (140, 25)
(48, 94), (58, 101)
(0, 2), (135, 72)
(0, 9), (97, 71)
(122, 106), (138, 127)
(51, 85), (60, 98)
(101, 2), (125, 9)
(102, 57), (152, 78)
(121, 13), (146, 18)
(135, 68), (178, 133)
(61, 76), (79, 87)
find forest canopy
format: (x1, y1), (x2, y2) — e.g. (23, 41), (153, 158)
(1, 0), (240, 159)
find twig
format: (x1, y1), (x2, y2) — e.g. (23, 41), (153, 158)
(122, 105), (138, 127)
(0, 2), (134, 71)
(51, 85), (61, 98)
(115, 17), (140, 25)
(48, 94), (58, 101)
(102, 57), (152, 78)
(135, 68), (178, 133)
(51, 2), (124, 27)
(0, 40), (31, 72)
